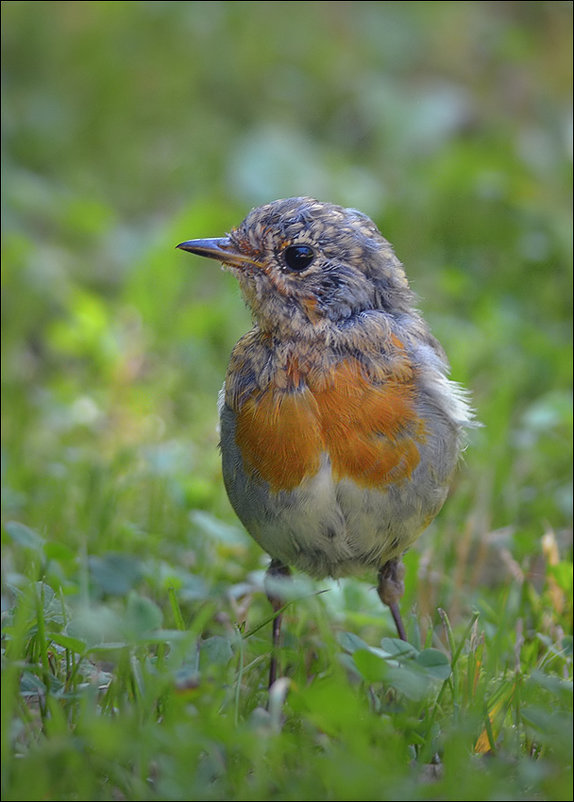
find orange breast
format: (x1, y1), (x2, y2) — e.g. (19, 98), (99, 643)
(234, 388), (323, 492)
(233, 357), (425, 492)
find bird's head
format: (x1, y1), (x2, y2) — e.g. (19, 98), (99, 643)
(177, 197), (414, 338)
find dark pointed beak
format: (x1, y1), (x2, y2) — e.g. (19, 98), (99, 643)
(176, 237), (258, 268)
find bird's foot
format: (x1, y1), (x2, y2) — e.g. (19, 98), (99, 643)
(264, 560), (291, 689)
(377, 558), (407, 641)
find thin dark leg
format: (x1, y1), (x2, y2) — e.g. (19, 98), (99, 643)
(388, 601), (407, 642)
(377, 558), (407, 641)
(264, 560), (291, 688)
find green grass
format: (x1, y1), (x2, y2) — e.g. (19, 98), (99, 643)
(2, 2), (572, 800)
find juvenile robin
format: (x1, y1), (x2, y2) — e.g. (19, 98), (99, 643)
(177, 197), (474, 685)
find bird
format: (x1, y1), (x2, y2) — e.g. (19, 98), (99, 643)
(177, 197), (474, 686)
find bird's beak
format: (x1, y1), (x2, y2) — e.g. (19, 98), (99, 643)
(176, 237), (258, 269)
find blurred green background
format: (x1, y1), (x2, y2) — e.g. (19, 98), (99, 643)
(1, 2), (572, 799)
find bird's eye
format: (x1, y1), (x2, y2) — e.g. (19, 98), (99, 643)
(283, 245), (315, 272)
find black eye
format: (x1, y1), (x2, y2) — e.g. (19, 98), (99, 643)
(283, 245), (315, 272)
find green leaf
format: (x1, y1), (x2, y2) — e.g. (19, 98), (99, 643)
(200, 635), (234, 669)
(123, 592), (163, 637)
(353, 649), (389, 682)
(67, 604), (124, 647)
(43, 541), (76, 562)
(415, 648), (452, 680)
(48, 632), (88, 655)
(34, 582), (65, 625)
(527, 670), (573, 700)
(20, 670), (47, 697)
(380, 637), (418, 659)
(4, 521), (45, 551)
(88, 553), (143, 596)
(337, 631), (371, 654)
(385, 664), (430, 701)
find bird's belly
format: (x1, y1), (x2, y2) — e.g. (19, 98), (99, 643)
(219, 366), (458, 578)
(221, 444), (448, 579)
(259, 461), (442, 578)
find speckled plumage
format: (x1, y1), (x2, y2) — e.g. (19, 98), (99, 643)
(178, 197), (474, 664)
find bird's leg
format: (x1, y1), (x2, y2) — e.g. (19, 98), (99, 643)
(264, 559), (291, 688)
(377, 558), (407, 641)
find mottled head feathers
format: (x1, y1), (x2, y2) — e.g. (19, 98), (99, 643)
(179, 197), (416, 336)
